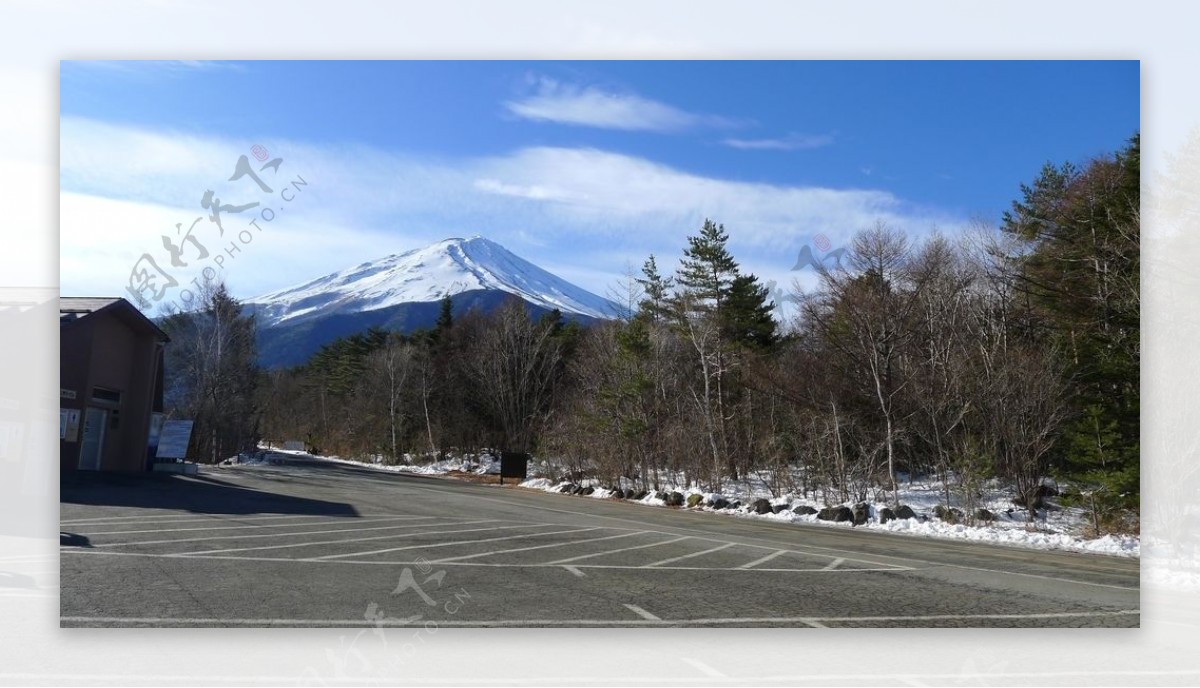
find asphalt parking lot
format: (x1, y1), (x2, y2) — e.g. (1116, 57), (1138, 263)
(59, 456), (1140, 628)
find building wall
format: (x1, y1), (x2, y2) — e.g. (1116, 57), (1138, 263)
(58, 316), (93, 473)
(60, 309), (164, 473)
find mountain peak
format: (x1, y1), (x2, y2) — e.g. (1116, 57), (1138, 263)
(247, 236), (617, 326)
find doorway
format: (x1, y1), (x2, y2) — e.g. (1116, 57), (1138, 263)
(78, 407), (107, 471)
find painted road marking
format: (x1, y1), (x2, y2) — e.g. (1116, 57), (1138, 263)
(543, 535), (690, 565)
(60, 513), (324, 526)
(563, 565), (586, 577)
(59, 609), (1140, 627)
(430, 530), (647, 564)
(92, 517), (474, 549)
(311, 526), (602, 561)
(60, 548), (913, 573)
(179, 521), (534, 556)
(84, 515), (435, 537)
(737, 549), (789, 569)
(622, 604), (661, 621)
(644, 542), (735, 568)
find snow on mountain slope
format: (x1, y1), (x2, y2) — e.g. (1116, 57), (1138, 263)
(247, 236), (618, 325)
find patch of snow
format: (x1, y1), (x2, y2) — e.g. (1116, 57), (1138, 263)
(246, 444), (1138, 558)
(245, 236), (619, 325)
(516, 468), (1140, 558)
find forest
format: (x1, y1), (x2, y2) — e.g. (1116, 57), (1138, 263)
(161, 135), (1140, 534)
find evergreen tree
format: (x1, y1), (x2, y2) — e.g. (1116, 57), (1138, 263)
(676, 219), (738, 315)
(435, 295), (454, 334)
(1001, 133), (1140, 516)
(635, 255), (674, 323)
(723, 273), (778, 350)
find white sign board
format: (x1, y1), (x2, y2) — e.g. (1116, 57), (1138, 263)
(60, 408), (81, 443)
(155, 420), (194, 459)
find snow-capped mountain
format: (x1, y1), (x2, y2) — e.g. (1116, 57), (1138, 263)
(245, 236), (618, 367)
(248, 236), (616, 326)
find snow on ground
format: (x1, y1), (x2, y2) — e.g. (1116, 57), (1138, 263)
(249, 445), (502, 475)
(518, 469), (1140, 558)
(244, 446), (1137, 558)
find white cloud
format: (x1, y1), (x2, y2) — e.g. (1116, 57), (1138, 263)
(721, 132), (835, 151)
(60, 117), (965, 308)
(504, 77), (740, 132)
(473, 178), (583, 202)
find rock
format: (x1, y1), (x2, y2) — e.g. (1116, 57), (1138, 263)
(792, 505), (818, 516)
(710, 497), (730, 510)
(634, 490), (649, 501)
(934, 504), (963, 523)
(686, 493), (705, 508)
(572, 485), (587, 495)
(879, 507), (896, 524)
(852, 503), (870, 526)
(728, 501), (742, 511)
(818, 506), (853, 522)
(559, 484), (577, 494)
(894, 504), (917, 520)
(1014, 484), (1058, 509)
(772, 504), (789, 514)
(580, 486), (595, 496)
(752, 498), (773, 515)
(974, 508), (996, 522)
(667, 491), (685, 507)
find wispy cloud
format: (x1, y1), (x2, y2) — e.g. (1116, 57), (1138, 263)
(504, 76), (741, 132)
(721, 132), (835, 151)
(60, 117), (963, 306)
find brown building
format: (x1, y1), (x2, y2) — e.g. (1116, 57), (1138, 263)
(60, 297), (169, 473)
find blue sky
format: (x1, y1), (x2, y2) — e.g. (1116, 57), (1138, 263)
(59, 60), (1139, 313)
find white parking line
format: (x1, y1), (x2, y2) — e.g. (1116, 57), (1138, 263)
(543, 536), (690, 565)
(181, 521), (531, 556)
(563, 565), (586, 577)
(59, 609), (1140, 627)
(644, 542), (735, 568)
(431, 530), (648, 564)
(623, 604), (661, 621)
(290, 477), (1140, 592)
(310, 526), (601, 561)
(84, 515), (434, 536)
(823, 557), (845, 571)
(60, 548), (910, 572)
(60, 513), (320, 526)
(91, 516), (459, 548)
(738, 549), (789, 569)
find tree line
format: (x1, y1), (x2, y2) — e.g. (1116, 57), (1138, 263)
(161, 135), (1139, 533)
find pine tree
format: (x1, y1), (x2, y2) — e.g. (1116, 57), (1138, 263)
(635, 255), (674, 323)
(723, 273), (778, 350)
(676, 219), (738, 316)
(1001, 133), (1140, 516)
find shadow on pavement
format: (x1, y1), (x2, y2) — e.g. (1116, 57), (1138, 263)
(59, 532), (91, 548)
(60, 471), (360, 517)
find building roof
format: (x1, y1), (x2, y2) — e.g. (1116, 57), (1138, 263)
(60, 297), (170, 342)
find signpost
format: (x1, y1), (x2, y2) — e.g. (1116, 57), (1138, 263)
(155, 420), (194, 460)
